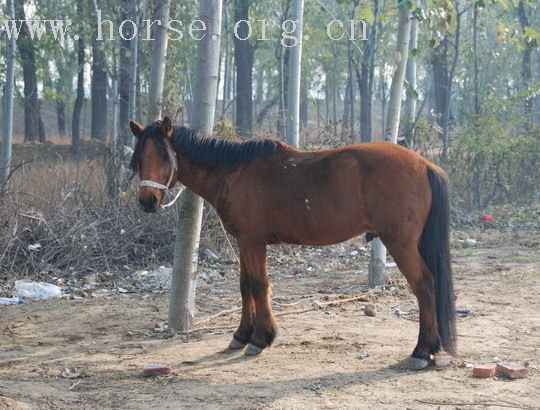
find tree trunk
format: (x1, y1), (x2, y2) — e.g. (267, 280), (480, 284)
(1, 0), (16, 188)
(147, 0), (171, 122)
(403, 16), (418, 148)
(55, 79), (67, 138)
(234, 0), (254, 136)
(440, 2), (461, 161)
(370, 2), (412, 288)
(357, 0), (379, 143)
(127, 0), (139, 146)
(347, 39), (355, 140)
(432, 38), (449, 142)
(517, 0), (533, 128)
(119, 0), (131, 142)
(91, 0), (108, 140)
(300, 80), (308, 128)
(473, 2), (480, 115)
(332, 45), (338, 137)
(286, 0), (304, 148)
(14, 0), (42, 142)
(111, 51), (119, 147)
(221, 3), (231, 117)
(71, 0), (85, 154)
(169, 0), (222, 331)
(384, 5), (412, 143)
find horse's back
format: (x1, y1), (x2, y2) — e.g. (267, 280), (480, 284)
(221, 141), (435, 245)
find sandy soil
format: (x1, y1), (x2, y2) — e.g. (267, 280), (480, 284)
(1, 230), (539, 410)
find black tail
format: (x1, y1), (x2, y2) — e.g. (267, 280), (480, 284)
(419, 168), (456, 354)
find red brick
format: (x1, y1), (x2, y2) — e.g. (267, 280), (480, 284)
(142, 364), (172, 377)
(496, 363), (527, 379)
(473, 363), (497, 378)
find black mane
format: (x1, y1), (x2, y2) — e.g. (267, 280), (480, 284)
(130, 123), (279, 173)
(172, 126), (278, 168)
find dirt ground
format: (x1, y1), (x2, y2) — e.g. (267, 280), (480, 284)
(1, 230), (539, 409)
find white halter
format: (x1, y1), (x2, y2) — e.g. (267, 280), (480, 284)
(138, 148), (185, 209)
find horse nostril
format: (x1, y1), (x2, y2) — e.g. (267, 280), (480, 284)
(140, 194), (159, 212)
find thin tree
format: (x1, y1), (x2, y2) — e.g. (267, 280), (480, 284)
(168, 0), (223, 330)
(127, 0), (139, 147)
(517, 0), (533, 128)
(1, 0), (16, 189)
(286, 0), (304, 148)
(403, 14), (419, 148)
(234, 0), (255, 136)
(370, 1), (412, 287)
(72, 0), (85, 154)
(147, 0), (170, 122)
(384, 3), (412, 143)
(14, 0), (44, 142)
(356, 0), (380, 143)
(91, 0), (108, 140)
(432, 1), (461, 161)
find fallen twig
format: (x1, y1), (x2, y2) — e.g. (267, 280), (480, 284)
(415, 399), (534, 410)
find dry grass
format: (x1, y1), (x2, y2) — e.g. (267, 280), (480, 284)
(0, 142), (199, 289)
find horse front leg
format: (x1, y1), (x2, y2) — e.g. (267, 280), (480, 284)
(237, 239), (277, 356)
(228, 257), (255, 349)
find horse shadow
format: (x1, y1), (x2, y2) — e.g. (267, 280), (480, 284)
(171, 347), (424, 407)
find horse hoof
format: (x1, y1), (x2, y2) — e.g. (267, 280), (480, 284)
(227, 338), (247, 350)
(244, 343), (264, 356)
(408, 357), (430, 370)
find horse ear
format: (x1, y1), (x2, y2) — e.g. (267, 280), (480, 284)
(162, 116), (173, 138)
(130, 120), (144, 137)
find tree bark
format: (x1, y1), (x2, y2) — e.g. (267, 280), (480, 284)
(370, 2), (412, 288)
(517, 0), (533, 128)
(403, 16), (418, 148)
(14, 0), (42, 142)
(55, 79), (67, 138)
(169, 0), (222, 331)
(286, 0), (304, 148)
(119, 0), (131, 142)
(356, 0), (379, 143)
(91, 0), (108, 140)
(147, 0), (171, 122)
(221, 3), (231, 117)
(384, 5), (412, 143)
(473, 2), (480, 115)
(1, 0), (16, 188)
(127, 0), (139, 146)
(234, 0), (254, 137)
(71, 0), (85, 154)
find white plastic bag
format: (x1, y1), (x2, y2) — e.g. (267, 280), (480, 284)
(15, 280), (62, 300)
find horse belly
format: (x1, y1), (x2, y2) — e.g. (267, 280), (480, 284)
(266, 191), (371, 246)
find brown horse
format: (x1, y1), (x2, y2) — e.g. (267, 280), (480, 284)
(129, 117), (456, 370)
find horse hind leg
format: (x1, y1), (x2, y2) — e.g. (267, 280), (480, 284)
(385, 241), (441, 370)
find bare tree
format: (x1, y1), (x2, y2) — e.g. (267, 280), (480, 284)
(384, 5), (412, 143)
(71, 0), (85, 154)
(234, 0), (254, 136)
(127, 0), (139, 147)
(91, 0), (108, 140)
(14, 0), (45, 142)
(517, 0), (533, 128)
(403, 15), (419, 148)
(147, 0), (170, 122)
(168, 0), (223, 330)
(370, 2), (412, 288)
(1, 0), (16, 188)
(286, 0), (304, 148)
